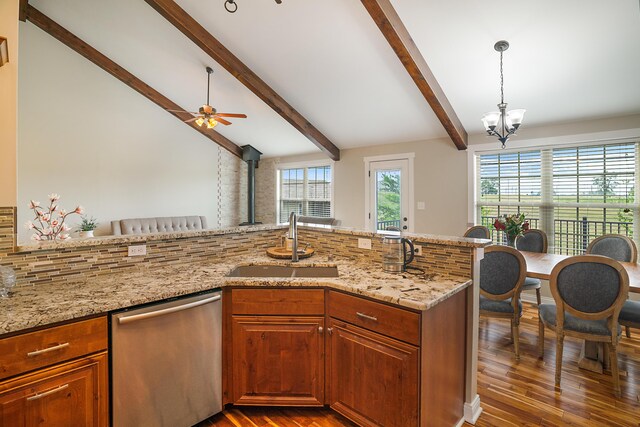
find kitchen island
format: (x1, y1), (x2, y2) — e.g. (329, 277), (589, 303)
(0, 223), (489, 426)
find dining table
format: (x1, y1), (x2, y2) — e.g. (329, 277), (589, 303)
(520, 251), (640, 373)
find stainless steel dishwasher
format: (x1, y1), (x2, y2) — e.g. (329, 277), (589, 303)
(111, 290), (222, 427)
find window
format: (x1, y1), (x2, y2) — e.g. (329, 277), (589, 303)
(476, 142), (638, 254)
(278, 164), (332, 223)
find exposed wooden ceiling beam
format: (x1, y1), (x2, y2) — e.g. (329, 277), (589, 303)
(19, 0), (28, 22)
(144, 0), (341, 161)
(361, 0), (468, 150)
(24, 4), (243, 158)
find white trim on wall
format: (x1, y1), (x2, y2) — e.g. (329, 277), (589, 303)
(467, 128), (640, 225)
(275, 159), (335, 224)
(363, 152), (415, 233)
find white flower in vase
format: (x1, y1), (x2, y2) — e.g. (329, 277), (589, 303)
(24, 221), (34, 230)
(29, 200), (40, 209)
(48, 193), (60, 201)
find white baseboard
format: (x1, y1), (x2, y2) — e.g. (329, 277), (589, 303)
(455, 416), (466, 427)
(520, 293), (555, 305)
(463, 394), (482, 424)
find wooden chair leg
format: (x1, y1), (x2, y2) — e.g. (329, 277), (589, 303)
(535, 288), (542, 305)
(625, 325), (631, 339)
(538, 320), (545, 358)
(608, 343), (621, 397)
(512, 320), (520, 360)
(555, 335), (564, 388)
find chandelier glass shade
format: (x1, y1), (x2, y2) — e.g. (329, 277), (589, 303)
(482, 41), (525, 148)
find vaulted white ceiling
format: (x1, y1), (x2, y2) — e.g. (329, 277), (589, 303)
(27, 0), (640, 157)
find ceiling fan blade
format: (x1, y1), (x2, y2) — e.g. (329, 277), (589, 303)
(184, 117), (199, 123)
(215, 113), (247, 118)
(215, 117), (233, 126)
(167, 109), (200, 115)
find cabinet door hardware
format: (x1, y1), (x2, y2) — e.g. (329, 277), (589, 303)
(318, 326), (323, 334)
(356, 312), (378, 322)
(27, 342), (70, 357)
(327, 328), (333, 336)
(26, 384), (69, 401)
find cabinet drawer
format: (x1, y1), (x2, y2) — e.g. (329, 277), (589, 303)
(232, 288), (325, 315)
(328, 291), (420, 345)
(0, 317), (107, 381)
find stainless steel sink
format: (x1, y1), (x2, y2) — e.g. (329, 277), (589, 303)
(227, 265), (339, 278)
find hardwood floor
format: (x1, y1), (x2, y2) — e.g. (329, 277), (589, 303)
(196, 407), (357, 426)
(199, 303), (640, 426)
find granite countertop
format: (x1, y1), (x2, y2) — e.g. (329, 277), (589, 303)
(16, 223), (491, 253)
(0, 254), (472, 336)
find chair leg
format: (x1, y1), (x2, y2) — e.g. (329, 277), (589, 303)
(555, 334), (564, 388)
(512, 320), (520, 360)
(538, 320), (545, 358)
(607, 343), (621, 397)
(535, 288), (542, 305)
(625, 325), (631, 339)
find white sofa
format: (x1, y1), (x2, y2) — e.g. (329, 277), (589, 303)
(110, 216), (208, 235)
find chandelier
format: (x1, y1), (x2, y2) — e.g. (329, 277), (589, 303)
(481, 40), (525, 148)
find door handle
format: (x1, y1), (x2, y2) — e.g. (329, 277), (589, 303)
(118, 295), (221, 324)
(356, 312), (378, 322)
(26, 384), (69, 401)
(27, 342), (70, 357)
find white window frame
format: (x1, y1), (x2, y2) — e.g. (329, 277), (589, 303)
(363, 153), (415, 233)
(467, 127), (640, 226)
(469, 127), (640, 254)
(276, 160), (335, 224)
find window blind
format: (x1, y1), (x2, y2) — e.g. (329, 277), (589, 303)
(278, 165), (332, 223)
(476, 141), (639, 254)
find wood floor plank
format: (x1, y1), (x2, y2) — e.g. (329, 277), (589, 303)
(199, 303), (639, 426)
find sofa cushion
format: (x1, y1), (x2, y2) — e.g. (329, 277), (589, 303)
(111, 216), (208, 235)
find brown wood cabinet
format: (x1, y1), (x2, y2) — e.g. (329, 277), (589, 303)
(231, 315), (325, 406)
(0, 317), (109, 427)
(327, 319), (419, 427)
(226, 287), (468, 426)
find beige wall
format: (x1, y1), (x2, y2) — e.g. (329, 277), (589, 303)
(469, 113), (640, 145)
(16, 22), (246, 242)
(0, 2), (19, 206)
(257, 137), (470, 236)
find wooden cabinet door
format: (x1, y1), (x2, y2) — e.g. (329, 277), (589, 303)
(328, 319), (419, 427)
(232, 316), (324, 406)
(0, 352), (108, 427)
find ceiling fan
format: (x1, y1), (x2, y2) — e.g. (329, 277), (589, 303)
(169, 66), (247, 129)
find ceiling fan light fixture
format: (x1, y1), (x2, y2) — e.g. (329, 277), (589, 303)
(195, 117), (205, 127)
(206, 118), (218, 129)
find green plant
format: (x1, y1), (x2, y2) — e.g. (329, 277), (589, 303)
(77, 216), (98, 232)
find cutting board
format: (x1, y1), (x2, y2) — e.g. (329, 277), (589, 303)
(266, 246), (315, 259)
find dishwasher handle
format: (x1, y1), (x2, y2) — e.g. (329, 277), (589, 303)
(117, 294), (221, 325)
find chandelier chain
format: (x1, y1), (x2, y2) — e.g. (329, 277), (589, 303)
(499, 50), (504, 104)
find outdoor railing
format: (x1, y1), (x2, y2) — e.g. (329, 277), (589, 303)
(376, 220), (401, 230)
(480, 216), (633, 255)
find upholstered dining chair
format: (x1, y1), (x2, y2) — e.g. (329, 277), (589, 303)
(480, 245), (526, 359)
(538, 255), (629, 396)
(464, 225), (491, 239)
(516, 229), (548, 305)
(587, 234), (637, 338)
(586, 234), (637, 263)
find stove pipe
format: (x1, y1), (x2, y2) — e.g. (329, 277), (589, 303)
(239, 145), (262, 226)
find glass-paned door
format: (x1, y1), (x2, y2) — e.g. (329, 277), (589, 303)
(369, 160), (410, 232)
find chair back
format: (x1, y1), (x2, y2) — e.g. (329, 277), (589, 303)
(516, 229), (548, 253)
(550, 255), (629, 339)
(480, 245), (526, 301)
(586, 234), (637, 263)
(464, 225), (490, 239)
